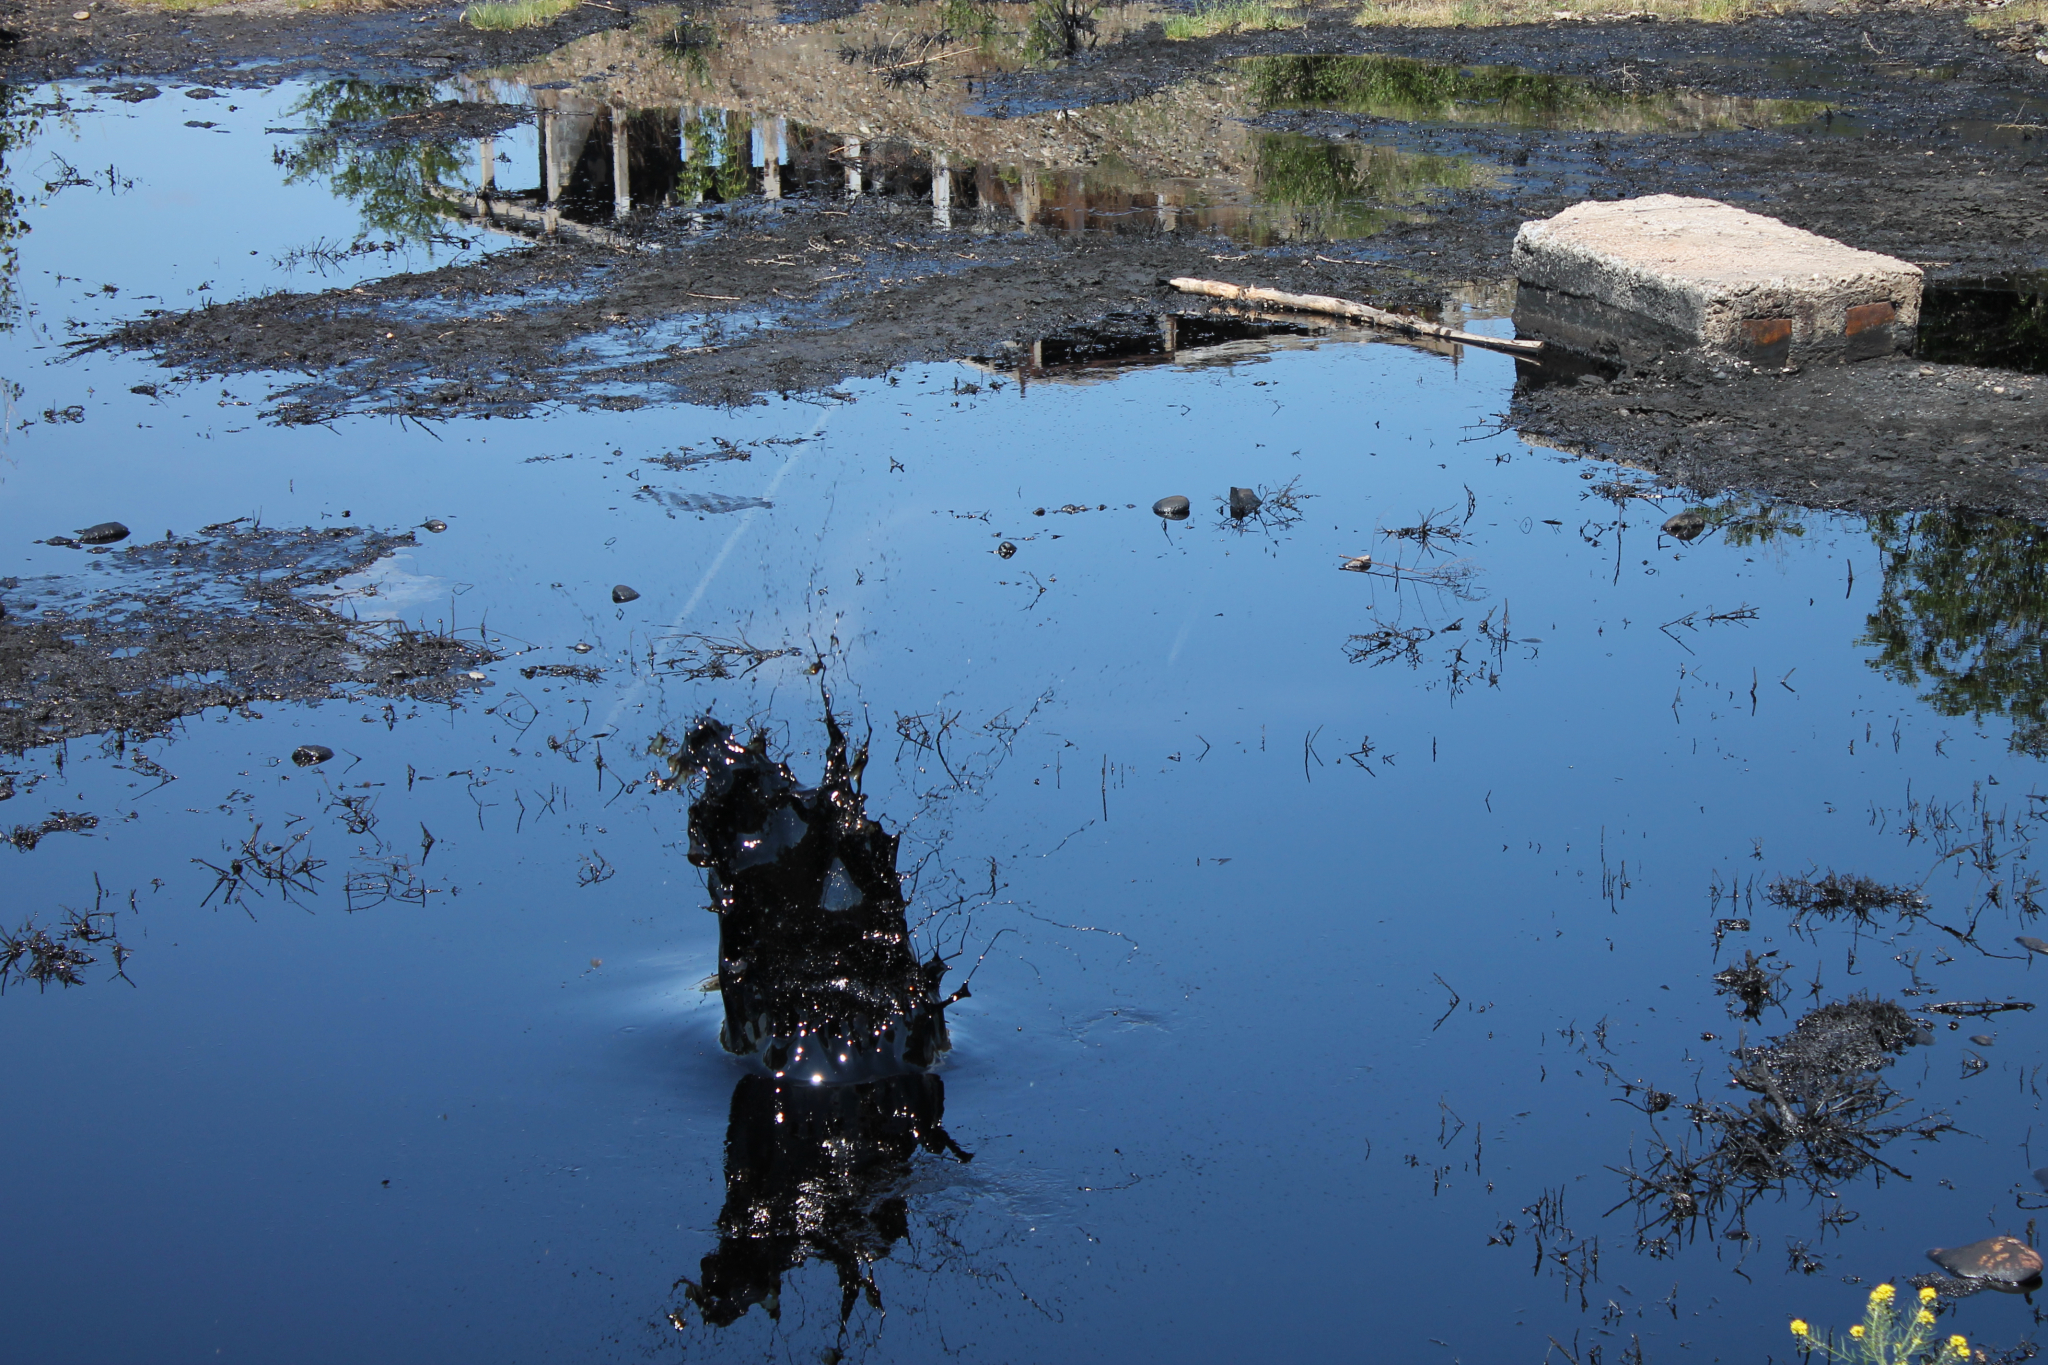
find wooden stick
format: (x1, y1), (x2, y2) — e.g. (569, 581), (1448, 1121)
(1167, 277), (1544, 358)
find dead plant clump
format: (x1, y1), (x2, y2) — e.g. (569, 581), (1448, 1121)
(1767, 869), (1928, 927)
(1712, 948), (1788, 1021)
(1612, 997), (1946, 1252)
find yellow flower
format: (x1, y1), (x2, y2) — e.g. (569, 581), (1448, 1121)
(1951, 1336), (1970, 1351)
(1791, 1321), (1810, 1337)
(1921, 1287), (1940, 1304)
(1919, 1310), (1938, 1326)
(1872, 1284), (1898, 1303)
(1851, 1326), (1867, 1339)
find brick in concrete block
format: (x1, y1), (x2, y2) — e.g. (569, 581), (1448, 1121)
(1511, 195), (1922, 366)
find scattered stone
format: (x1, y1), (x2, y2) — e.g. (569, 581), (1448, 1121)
(185, 87), (217, 99)
(996, 541), (1016, 559)
(1970, 1034), (1995, 1046)
(291, 744), (334, 767)
(1926, 1235), (2044, 1288)
(2017, 935), (2048, 955)
(76, 522), (130, 545)
(572, 642), (594, 653)
(422, 518), (447, 533)
(1033, 507), (1046, 516)
(1512, 196), (1922, 366)
(71, 9), (89, 19)
(129, 384), (157, 397)
(611, 584), (640, 604)
(1152, 495), (1190, 520)
(1228, 487), (1261, 519)
(1662, 510), (1706, 541)
(1340, 554), (1373, 572)
(109, 85), (159, 103)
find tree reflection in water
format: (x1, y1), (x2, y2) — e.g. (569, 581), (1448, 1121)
(1861, 510), (2048, 756)
(276, 81), (470, 245)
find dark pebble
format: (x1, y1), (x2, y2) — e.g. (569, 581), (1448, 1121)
(291, 744), (334, 767)
(1662, 510), (1707, 541)
(611, 584), (640, 604)
(1152, 495), (1190, 520)
(77, 521), (130, 545)
(423, 518), (448, 533)
(996, 542), (1016, 559)
(1228, 487), (1261, 519)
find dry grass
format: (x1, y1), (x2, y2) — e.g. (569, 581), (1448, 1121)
(464, 0), (577, 27)
(131, 0), (419, 12)
(1356, 0), (1777, 26)
(1967, 0), (2048, 30)
(1162, 0), (1307, 37)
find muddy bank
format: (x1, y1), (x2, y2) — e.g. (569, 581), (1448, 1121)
(0, 523), (493, 754)
(76, 0), (2048, 516)
(0, 0), (635, 88)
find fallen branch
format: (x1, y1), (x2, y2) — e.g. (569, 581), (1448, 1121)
(1168, 277), (1544, 358)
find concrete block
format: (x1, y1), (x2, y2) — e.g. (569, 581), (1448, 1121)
(1511, 195), (1921, 366)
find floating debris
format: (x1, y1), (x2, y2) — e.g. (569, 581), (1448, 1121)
(292, 744), (334, 766)
(1153, 495), (1191, 520)
(1926, 999), (2036, 1018)
(611, 584), (640, 604)
(1926, 1235), (2044, 1289)
(1712, 948), (1788, 1022)
(1767, 870), (1927, 926)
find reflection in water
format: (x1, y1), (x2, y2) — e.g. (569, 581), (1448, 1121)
(1915, 275), (2048, 375)
(658, 712), (970, 1329)
(1243, 53), (1830, 132)
(1862, 511), (2048, 756)
(0, 86), (38, 330)
(278, 82), (476, 243)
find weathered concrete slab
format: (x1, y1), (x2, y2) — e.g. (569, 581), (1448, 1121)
(1511, 195), (1922, 367)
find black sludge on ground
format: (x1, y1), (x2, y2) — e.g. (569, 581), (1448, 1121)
(663, 710), (953, 1078)
(0, 525), (491, 752)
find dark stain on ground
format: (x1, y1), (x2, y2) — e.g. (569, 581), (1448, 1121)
(0, 523), (493, 753)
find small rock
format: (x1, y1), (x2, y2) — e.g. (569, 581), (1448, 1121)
(996, 542), (1016, 559)
(1662, 510), (1707, 541)
(1153, 495), (1190, 520)
(1927, 1235), (2044, 1287)
(71, 9), (88, 18)
(185, 87), (216, 99)
(129, 383), (156, 397)
(76, 521), (129, 545)
(1970, 1034), (1995, 1046)
(291, 744), (334, 767)
(572, 642), (593, 654)
(1340, 554), (1373, 573)
(1228, 487), (1261, 519)
(1033, 507), (1046, 516)
(423, 518), (447, 533)
(611, 584), (639, 604)
(2017, 935), (2048, 955)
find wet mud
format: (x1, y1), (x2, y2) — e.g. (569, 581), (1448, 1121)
(0, 523), (492, 754)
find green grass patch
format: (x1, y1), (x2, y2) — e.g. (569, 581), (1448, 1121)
(463, 0), (577, 30)
(1162, 0), (1305, 37)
